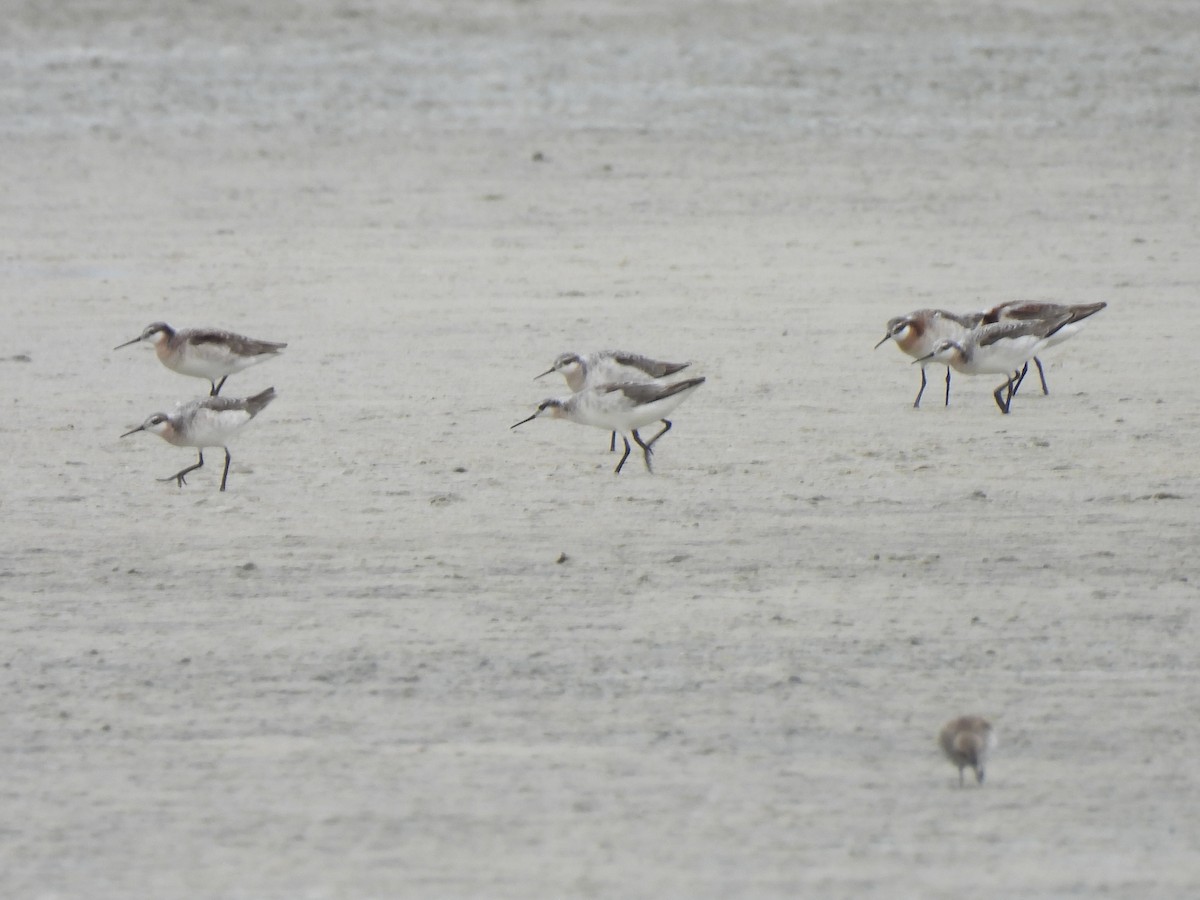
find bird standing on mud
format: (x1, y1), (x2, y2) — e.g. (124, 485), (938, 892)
(115, 322), (287, 396)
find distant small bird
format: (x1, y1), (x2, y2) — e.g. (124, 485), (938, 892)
(875, 309), (980, 408)
(939, 716), (996, 787)
(537, 350), (692, 451)
(115, 322), (287, 396)
(121, 387), (277, 491)
(512, 377), (705, 474)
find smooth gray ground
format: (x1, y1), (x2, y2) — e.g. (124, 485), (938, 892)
(2, 1), (1198, 897)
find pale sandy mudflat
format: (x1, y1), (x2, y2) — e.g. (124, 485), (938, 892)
(2, 1), (1198, 897)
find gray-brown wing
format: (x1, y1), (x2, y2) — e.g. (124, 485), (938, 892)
(985, 301), (1071, 324)
(200, 386), (277, 416)
(985, 300), (1106, 326)
(1061, 301), (1106, 324)
(607, 351), (690, 378)
(932, 309), (985, 329)
(200, 395), (253, 413)
(975, 318), (1066, 348)
(600, 377), (705, 404)
(186, 329), (287, 355)
(1041, 303), (1107, 338)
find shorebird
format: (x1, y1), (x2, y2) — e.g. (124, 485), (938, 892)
(511, 377), (705, 474)
(915, 312), (1080, 413)
(939, 716), (995, 787)
(115, 322), (287, 396)
(979, 301), (1107, 395)
(875, 309), (981, 408)
(537, 350), (692, 451)
(121, 387), (277, 491)
(537, 351), (692, 392)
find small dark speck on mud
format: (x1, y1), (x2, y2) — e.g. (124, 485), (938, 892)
(556, 552), (569, 564)
(239, 562), (257, 571)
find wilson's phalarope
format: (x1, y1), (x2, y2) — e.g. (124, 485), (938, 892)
(536, 350), (692, 391)
(537, 350), (692, 451)
(875, 309), (981, 408)
(939, 716), (995, 787)
(121, 387), (277, 491)
(915, 315), (1073, 413)
(979, 301), (1107, 395)
(115, 322), (287, 396)
(511, 377), (705, 474)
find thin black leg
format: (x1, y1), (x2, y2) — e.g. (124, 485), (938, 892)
(211, 376), (228, 396)
(993, 378), (1013, 414)
(944, 367), (952, 406)
(609, 431), (616, 452)
(913, 367), (927, 408)
(646, 419), (672, 449)
(613, 436), (632, 474)
(1010, 367), (1025, 407)
(1011, 362), (1029, 397)
(631, 429), (654, 473)
(1034, 357), (1049, 395)
(219, 448), (232, 491)
(160, 450), (204, 487)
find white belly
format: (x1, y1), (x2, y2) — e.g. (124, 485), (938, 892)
(169, 407), (254, 448)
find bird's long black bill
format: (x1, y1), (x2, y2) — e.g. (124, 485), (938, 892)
(912, 352), (936, 364)
(510, 413), (539, 429)
(113, 337), (142, 350)
(533, 368), (555, 380)
(120, 426), (145, 438)
(874, 334), (893, 349)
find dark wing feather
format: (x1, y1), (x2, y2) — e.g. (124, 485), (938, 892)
(608, 352), (690, 378)
(186, 329), (287, 354)
(601, 377), (705, 404)
(202, 386), (277, 416)
(994, 301), (1068, 321)
(201, 395), (251, 413)
(984, 300), (1106, 326)
(975, 318), (1064, 347)
(1061, 301), (1107, 324)
(932, 309), (985, 329)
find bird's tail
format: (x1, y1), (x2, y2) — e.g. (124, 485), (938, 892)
(245, 387), (278, 416)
